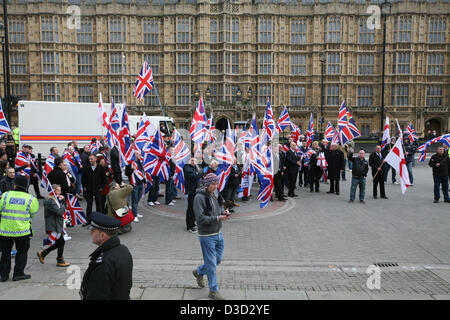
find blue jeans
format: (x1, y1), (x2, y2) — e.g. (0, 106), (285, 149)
(406, 162), (414, 184)
(131, 183), (144, 217)
(197, 232), (224, 292)
(348, 158), (354, 170)
(350, 177), (366, 201)
(76, 172), (83, 195)
(433, 176), (449, 201)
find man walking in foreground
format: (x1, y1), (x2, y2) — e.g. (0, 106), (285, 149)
(192, 173), (230, 300)
(348, 149), (369, 203)
(428, 146), (450, 203)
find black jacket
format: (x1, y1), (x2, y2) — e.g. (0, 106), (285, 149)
(325, 149), (345, 180)
(226, 165), (242, 188)
(285, 149), (299, 174)
(349, 154), (369, 178)
(82, 164), (107, 193)
(369, 151), (385, 177)
(308, 152), (322, 178)
(48, 166), (74, 197)
(404, 143), (417, 164)
(0, 176), (15, 193)
(80, 236), (133, 300)
(429, 153), (449, 177)
(183, 164), (204, 195)
(110, 147), (121, 174)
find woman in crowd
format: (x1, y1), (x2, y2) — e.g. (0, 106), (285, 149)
(37, 184), (70, 267)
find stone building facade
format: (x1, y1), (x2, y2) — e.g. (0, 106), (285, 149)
(2, 0), (449, 136)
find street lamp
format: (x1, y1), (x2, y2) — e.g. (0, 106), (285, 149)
(205, 87), (210, 99)
(236, 87), (241, 100)
(194, 87), (200, 100)
(380, 0), (392, 132)
(319, 52), (326, 136)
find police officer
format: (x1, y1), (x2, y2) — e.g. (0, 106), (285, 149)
(80, 212), (133, 300)
(0, 174), (39, 282)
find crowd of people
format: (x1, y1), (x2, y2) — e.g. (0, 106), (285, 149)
(0, 128), (449, 300)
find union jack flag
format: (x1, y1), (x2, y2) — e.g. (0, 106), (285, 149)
(331, 126), (340, 145)
(262, 99), (276, 144)
(130, 160), (145, 186)
(133, 61), (154, 101)
(135, 113), (152, 153)
(89, 140), (102, 154)
(43, 231), (62, 246)
(346, 109), (361, 139)
(118, 104), (134, 167)
(247, 115), (262, 174)
(0, 100), (11, 135)
(337, 101), (354, 145)
(143, 129), (171, 182)
(381, 117), (390, 151)
(62, 150), (79, 176)
(40, 154), (56, 188)
(190, 96), (207, 145)
(15, 151), (31, 178)
(106, 99), (120, 148)
(65, 193), (87, 226)
(276, 107), (291, 134)
(204, 112), (216, 144)
(215, 121), (235, 192)
(172, 129), (190, 193)
(305, 113), (315, 149)
(325, 121), (335, 142)
(417, 134), (450, 161)
(254, 142), (274, 209)
(405, 123), (418, 143)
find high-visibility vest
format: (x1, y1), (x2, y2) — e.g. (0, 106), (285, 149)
(0, 191), (39, 237)
(12, 128), (20, 145)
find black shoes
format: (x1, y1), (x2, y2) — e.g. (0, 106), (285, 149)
(373, 196), (378, 199)
(13, 274), (31, 281)
(326, 191), (334, 194)
(444, 200), (450, 203)
(381, 196), (388, 199)
(0, 276), (8, 282)
(336, 192), (340, 195)
(434, 199), (439, 203)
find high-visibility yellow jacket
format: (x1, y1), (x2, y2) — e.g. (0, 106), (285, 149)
(0, 191), (39, 237)
(12, 127), (20, 145)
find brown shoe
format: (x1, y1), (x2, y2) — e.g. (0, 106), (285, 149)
(193, 269), (205, 288)
(56, 257), (70, 267)
(208, 291), (225, 300)
(37, 251), (46, 264)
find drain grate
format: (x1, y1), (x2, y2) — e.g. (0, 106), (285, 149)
(373, 262), (399, 267)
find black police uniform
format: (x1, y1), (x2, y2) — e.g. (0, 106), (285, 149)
(80, 212), (133, 300)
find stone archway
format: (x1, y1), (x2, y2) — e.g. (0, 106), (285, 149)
(425, 118), (442, 135)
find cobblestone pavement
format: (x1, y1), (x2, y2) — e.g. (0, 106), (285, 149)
(1, 163), (450, 300)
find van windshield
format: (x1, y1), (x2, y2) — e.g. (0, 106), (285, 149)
(159, 121), (173, 133)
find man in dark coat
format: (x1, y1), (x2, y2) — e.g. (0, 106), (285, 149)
(274, 144), (287, 201)
(0, 168), (16, 193)
(110, 145), (122, 184)
(82, 154), (107, 225)
(183, 157), (204, 233)
(369, 145), (388, 199)
(80, 212), (133, 300)
(428, 146), (450, 203)
(325, 143), (345, 195)
(285, 142), (300, 197)
(298, 140), (310, 188)
(47, 157), (74, 198)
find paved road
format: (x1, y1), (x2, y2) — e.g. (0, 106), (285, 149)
(1, 163), (449, 300)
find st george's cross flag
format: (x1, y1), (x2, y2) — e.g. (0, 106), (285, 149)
(190, 96), (207, 145)
(317, 152), (328, 182)
(0, 100), (11, 135)
(381, 117), (390, 151)
(97, 93), (108, 128)
(325, 121), (335, 142)
(384, 121), (410, 194)
(65, 193), (87, 226)
(133, 61), (154, 101)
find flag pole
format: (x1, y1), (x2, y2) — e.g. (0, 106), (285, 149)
(152, 85), (170, 135)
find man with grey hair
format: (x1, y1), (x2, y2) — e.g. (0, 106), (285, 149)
(348, 149), (369, 203)
(192, 173), (230, 300)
